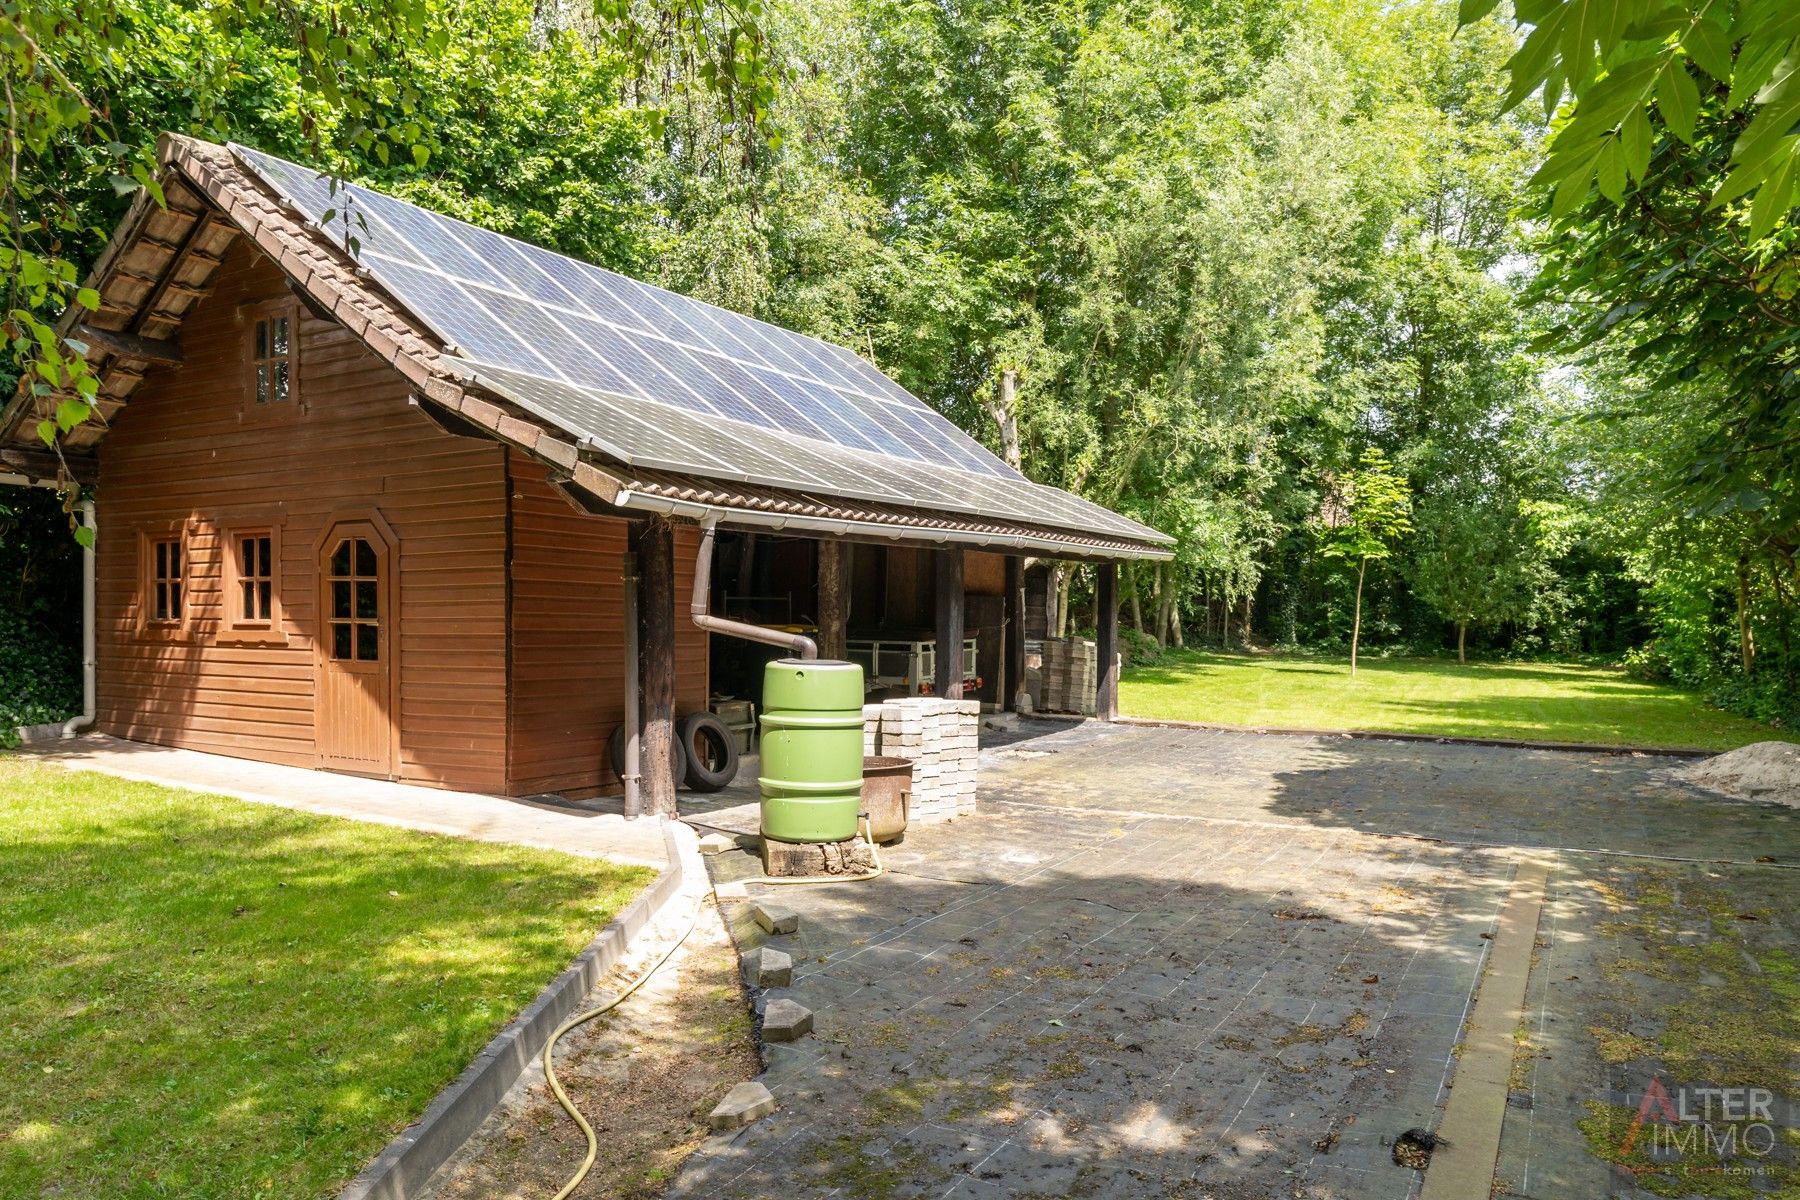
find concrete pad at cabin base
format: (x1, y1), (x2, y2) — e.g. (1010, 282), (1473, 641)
(746, 947), (793, 988)
(752, 903), (799, 935)
(760, 998), (813, 1042)
(708, 1082), (777, 1131)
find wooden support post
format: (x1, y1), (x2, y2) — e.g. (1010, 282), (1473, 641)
(635, 516), (678, 816)
(1003, 555), (1024, 711)
(621, 551), (641, 819)
(818, 539), (848, 661)
(1096, 561), (1119, 722)
(934, 547), (965, 699)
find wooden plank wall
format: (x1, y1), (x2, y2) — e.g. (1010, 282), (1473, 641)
(94, 238), (512, 792)
(505, 451), (708, 797)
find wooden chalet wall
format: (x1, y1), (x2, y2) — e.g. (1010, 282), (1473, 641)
(96, 236), (713, 798)
(95, 239), (511, 791)
(505, 451), (708, 797)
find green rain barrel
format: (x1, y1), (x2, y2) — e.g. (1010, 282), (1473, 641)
(759, 658), (866, 843)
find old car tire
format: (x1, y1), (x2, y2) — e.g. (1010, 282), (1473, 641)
(609, 722), (689, 791)
(678, 712), (738, 792)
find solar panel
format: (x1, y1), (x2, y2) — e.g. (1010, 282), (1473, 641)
(444, 359), (1172, 544)
(232, 144), (1169, 547)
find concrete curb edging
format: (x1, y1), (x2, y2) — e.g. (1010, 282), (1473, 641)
(337, 819), (698, 1200)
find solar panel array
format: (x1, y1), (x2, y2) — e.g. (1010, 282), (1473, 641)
(445, 358), (1166, 542)
(232, 144), (1169, 547)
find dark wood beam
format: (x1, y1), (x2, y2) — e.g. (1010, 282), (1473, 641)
(1004, 555), (1025, 711)
(817, 539), (849, 661)
(1095, 561), (1119, 721)
(934, 547), (965, 699)
(75, 323), (183, 366)
(0, 447), (97, 487)
(635, 515), (679, 816)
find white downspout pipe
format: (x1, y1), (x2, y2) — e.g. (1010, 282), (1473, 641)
(62, 499), (96, 738)
(690, 517), (818, 659)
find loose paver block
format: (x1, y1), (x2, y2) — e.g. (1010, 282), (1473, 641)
(747, 946), (793, 988)
(696, 831), (739, 856)
(761, 998), (813, 1041)
(752, 903), (799, 935)
(708, 1081), (777, 1131)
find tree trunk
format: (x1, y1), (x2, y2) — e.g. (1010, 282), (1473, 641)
(1055, 567), (1072, 638)
(989, 366), (1023, 473)
(1350, 556), (1366, 676)
(1457, 620), (1466, 665)
(1737, 555), (1756, 676)
(817, 539), (848, 661)
(1242, 592), (1252, 647)
(1128, 562), (1144, 633)
(636, 516), (678, 817)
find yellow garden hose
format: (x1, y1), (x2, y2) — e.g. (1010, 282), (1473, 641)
(541, 899), (701, 1200)
(540, 818), (882, 1198)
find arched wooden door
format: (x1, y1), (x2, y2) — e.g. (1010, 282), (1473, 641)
(315, 518), (397, 776)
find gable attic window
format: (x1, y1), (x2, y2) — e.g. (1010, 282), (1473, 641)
(251, 308), (295, 405)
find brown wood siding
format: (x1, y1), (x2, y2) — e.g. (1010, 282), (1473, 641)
(505, 451), (708, 796)
(94, 238), (511, 792)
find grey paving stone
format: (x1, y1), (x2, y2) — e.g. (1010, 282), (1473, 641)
(751, 902), (799, 935)
(760, 997), (813, 1041)
(745, 946), (792, 987)
(707, 1081), (777, 1130)
(672, 722), (1800, 1200)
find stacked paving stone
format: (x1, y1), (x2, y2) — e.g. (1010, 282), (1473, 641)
(861, 697), (980, 823)
(1040, 636), (1097, 715)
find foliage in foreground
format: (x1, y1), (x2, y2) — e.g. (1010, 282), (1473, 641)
(0, 488), (79, 743)
(1, 0), (1794, 730)
(0, 760), (652, 1198)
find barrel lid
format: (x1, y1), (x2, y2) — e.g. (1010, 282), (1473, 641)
(769, 658), (858, 670)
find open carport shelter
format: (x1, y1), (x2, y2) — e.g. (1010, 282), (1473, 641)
(0, 135), (1170, 814)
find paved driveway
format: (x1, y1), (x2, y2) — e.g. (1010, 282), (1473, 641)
(682, 722), (1800, 1199)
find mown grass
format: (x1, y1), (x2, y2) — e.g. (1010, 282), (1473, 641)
(1120, 650), (1795, 751)
(0, 758), (653, 1199)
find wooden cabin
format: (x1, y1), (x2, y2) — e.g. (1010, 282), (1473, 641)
(0, 136), (1170, 801)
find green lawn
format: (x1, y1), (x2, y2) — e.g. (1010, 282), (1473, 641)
(1120, 650), (1795, 751)
(0, 759), (652, 1199)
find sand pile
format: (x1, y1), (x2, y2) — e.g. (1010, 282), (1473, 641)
(1674, 741), (1800, 808)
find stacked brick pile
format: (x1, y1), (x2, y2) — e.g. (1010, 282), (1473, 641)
(862, 697), (980, 823)
(1040, 637), (1096, 715)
